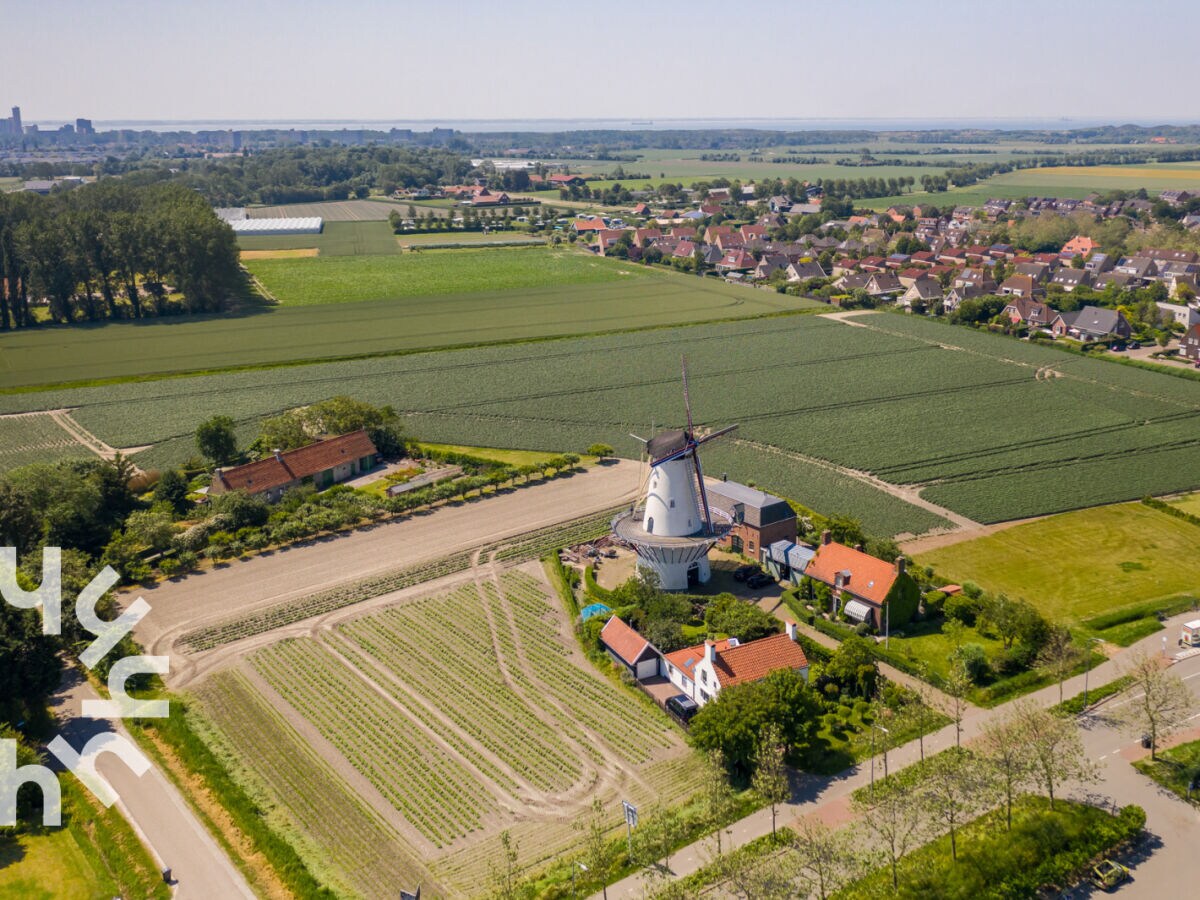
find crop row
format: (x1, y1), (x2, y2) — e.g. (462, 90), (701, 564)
(487, 507), (623, 562)
(191, 670), (425, 896)
(253, 638), (492, 848)
(338, 585), (584, 793)
(179, 550), (473, 651)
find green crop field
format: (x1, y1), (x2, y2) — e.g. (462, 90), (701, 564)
(191, 670), (430, 896)
(213, 569), (702, 896)
(244, 247), (654, 306)
(916, 503), (1200, 623)
(0, 261), (809, 389)
(0, 413), (92, 471)
(236, 220), (402, 255)
(5, 312), (1200, 536)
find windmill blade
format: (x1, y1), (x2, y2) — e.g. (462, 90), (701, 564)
(681, 355), (694, 436)
(628, 433), (649, 445)
(694, 423), (739, 446)
(692, 451), (714, 534)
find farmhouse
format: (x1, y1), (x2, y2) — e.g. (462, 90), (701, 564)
(662, 626), (809, 706)
(599, 616), (662, 680)
(803, 532), (919, 631)
(210, 430), (378, 502)
(1182, 323), (1200, 361)
(706, 479), (797, 560)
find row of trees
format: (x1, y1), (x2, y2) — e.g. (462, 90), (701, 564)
(0, 179), (241, 329)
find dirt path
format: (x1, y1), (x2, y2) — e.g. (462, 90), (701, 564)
(899, 513), (1054, 555)
(47, 408), (152, 465)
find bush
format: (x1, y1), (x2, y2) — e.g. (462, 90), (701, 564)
(922, 590), (947, 617)
(954, 643), (991, 683)
(944, 593), (980, 626)
(854, 622), (872, 637)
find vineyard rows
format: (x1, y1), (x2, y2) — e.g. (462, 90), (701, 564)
(252, 639), (492, 848)
(191, 670), (428, 896)
(179, 550), (473, 651)
(485, 507), (623, 562)
(338, 584), (584, 793)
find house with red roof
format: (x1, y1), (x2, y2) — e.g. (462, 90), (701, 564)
(549, 174), (585, 187)
(210, 431), (379, 503)
(802, 532), (919, 631)
(661, 626), (809, 706)
(600, 617), (662, 680)
(715, 249), (757, 272)
(1062, 235), (1099, 257)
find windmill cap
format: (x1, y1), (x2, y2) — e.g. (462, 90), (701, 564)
(648, 429), (689, 460)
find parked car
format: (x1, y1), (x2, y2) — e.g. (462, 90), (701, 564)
(732, 565), (760, 582)
(1129, 340), (1141, 350)
(665, 694), (698, 723)
(747, 572), (775, 589)
(1091, 859), (1129, 890)
(1111, 343), (1127, 352)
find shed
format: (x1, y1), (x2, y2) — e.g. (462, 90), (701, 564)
(763, 540), (815, 584)
(599, 616), (661, 680)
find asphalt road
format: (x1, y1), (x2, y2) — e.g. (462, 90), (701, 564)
(596, 616), (1200, 899)
(49, 668), (256, 899)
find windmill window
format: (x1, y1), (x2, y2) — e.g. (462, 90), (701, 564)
(669, 499), (676, 508)
(647, 517), (655, 533)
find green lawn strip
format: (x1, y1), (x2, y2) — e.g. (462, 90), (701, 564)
(647, 829), (794, 899)
(237, 220), (401, 256)
(412, 442), (566, 468)
(837, 796), (1145, 899)
(1133, 739), (1200, 805)
(1052, 675), (1135, 716)
(124, 693), (333, 899)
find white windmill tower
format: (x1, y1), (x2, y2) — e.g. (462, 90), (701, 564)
(611, 359), (738, 590)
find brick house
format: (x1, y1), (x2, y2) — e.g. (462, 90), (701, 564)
(210, 430), (379, 502)
(705, 480), (797, 561)
(662, 626), (809, 706)
(801, 532), (919, 630)
(1181, 323), (1200, 361)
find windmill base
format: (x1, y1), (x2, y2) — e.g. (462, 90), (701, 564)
(638, 555), (711, 591)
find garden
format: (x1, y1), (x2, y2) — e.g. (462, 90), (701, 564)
(1133, 738), (1200, 806)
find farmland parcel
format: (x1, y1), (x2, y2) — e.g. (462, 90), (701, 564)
(4, 313), (1199, 537)
(190, 567), (703, 898)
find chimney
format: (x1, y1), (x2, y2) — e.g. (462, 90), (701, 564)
(704, 640), (716, 663)
(786, 622), (798, 642)
(821, 529), (832, 546)
(273, 448), (283, 462)
(895, 556), (907, 576)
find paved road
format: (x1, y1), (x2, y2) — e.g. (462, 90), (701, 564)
(49, 668), (255, 899)
(595, 614), (1200, 899)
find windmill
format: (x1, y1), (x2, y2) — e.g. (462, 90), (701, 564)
(612, 358), (737, 590)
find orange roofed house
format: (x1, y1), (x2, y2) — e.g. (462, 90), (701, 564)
(801, 532), (920, 632)
(209, 430), (379, 503)
(599, 616), (662, 680)
(662, 625), (809, 706)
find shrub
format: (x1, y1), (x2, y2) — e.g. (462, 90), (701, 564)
(922, 590), (947, 617)
(944, 593), (980, 626)
(854, 622), (872, 636)
(954, 643), (991, 683)
(158, 557), (180, 578)
(962, 581), (983, 599)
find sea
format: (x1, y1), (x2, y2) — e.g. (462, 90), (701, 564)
(31, 116), (1200, 134)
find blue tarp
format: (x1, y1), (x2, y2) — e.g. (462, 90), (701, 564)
(580, 603), (612, 623)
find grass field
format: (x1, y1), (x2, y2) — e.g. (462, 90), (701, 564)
(197, 568), (703, 897)
(412, 442), (566, 467)
(1169, 491), (1200, 517)
(236, 220), (402, 256)
(244, 247), (654, 306)
(916, 503), (1200, 623)
(1133, 738), (1200, 805)
(246, 198), (404, 221)
(395, 231), (543, 247)
(0, 265), (809, 390)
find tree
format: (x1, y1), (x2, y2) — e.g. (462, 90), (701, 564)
(1118, 649), (1195, 760)
(196, 415), (238, 465)
(703, 749), (737, 854)
(489, 830), (524, 900)
(789, 817), (860, 899)
(751, 723), (789, 836)
(1016, 701), (1095, 808)
(575, 798), (615, 899)
(1036, 625), (1081, 704)
(153, 468), (191, 515)
(942, 662), (971, 747)
(852, 777), (924, 889)
(920, 748), (992, 861)
(823, 635), (879, 698)
(895, 680), (943, 762)
(587, 443), (615, 460)
(976, 711), (1033, 830)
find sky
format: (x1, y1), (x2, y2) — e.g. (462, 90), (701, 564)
(7, 0), (1199, 125)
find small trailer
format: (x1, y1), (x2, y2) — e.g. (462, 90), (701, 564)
(1181, 619), (1200, 648)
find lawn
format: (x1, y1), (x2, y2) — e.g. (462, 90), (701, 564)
(1133, 738), (1200, 805)
(0, 264), (808, 389)
(244, 247), (654, 306)
(916, 503), (1200, 623)
(1169, 491), (1200, 517)
(0, 828), (116, 900)
(412, 442), (569, 467)
(395, 231), (542, 247)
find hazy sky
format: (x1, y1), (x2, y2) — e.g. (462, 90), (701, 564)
(8, 0), (1198, 123)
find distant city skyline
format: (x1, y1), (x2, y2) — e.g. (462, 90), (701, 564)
(10, 0), (1200, 123)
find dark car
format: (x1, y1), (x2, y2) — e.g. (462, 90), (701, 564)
(1111, 343), (1126, 352)
(732, 564), (760, 582)
(1129, 340), (1141, 350)
(666, 694), (699, 723)
(747, 572), (775, 589)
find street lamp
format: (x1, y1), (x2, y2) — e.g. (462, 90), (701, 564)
(570, 861), (588, 899)
(869, 723), (890, 797)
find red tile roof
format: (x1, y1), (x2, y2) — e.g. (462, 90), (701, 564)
(664, 639), (733, 679)
(600, 617), (656, 665)
(215, 430), (377, 495)
(712, 633), (809, 688)
(805, 541), (899, 606)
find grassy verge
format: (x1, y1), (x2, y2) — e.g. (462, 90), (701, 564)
(125, 691), (333, 898)
(1079, 595), (1200, 646)
(838, 796), (1145, 899)
(1052, 675), (1134, 716)
(1133, 738), (1200, 806)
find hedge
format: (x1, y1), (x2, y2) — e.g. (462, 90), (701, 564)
(1053, 675), (1134, 716)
